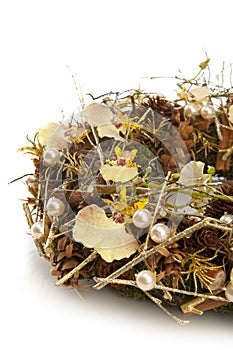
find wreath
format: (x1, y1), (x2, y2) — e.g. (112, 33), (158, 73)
(17, 59), (233, 324)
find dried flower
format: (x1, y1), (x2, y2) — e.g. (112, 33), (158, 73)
(37, 122), (73, 149)
(190, 87), (210, 101)
(72, 204), (139, 262)
(80, 103), (124, 141)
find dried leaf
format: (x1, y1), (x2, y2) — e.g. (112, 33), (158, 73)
(72, 204), (139, 262)
(100, 164), (138, 183)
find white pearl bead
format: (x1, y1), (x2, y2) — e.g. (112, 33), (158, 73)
(184, 103), (200, 118)
(225, 281), (233, 302)
(132, 209), (152, 228)
(200, 105), (216, 120)
(220, 214), (233, 224)
(43, 148), (60, 166)
(150, 223), (171, 243)
(31, 221), (44, 239)
(46, 197), (65, 217)
(136, 270), (156, 291)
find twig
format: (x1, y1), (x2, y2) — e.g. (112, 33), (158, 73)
(56, 251), (97, 286)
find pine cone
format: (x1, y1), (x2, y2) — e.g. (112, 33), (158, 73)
(50, 236), (92, 288)
(205, 181), (233, 218)
(95, 257), (135, 291)
(155, 242), (187, 289)
(188, 227), (219, 250)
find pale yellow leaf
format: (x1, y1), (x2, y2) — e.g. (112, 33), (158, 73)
(100, 164), (138, 182)
(72, 205), (138, 262)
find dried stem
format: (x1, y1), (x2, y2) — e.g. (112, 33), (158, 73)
(93, 218), (212, 290)
(44, 217), (58, 254)
(23, 202), (34, 228)
(56, 251), (97, 286)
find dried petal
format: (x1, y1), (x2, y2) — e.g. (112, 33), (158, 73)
(190, 87), (210, 101)
(81, 103), (113, 127)
(100, 164), (138, 183)
(72, 204), (139, 262)
(178, 161), (210, 189)
(97, 124), (124, 141)
(37, 123), (72, 149)
(81, 103), (124, 141)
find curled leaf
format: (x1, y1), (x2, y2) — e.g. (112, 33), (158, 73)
(100, 164), (138, 183)
(72, 205), (138, 262)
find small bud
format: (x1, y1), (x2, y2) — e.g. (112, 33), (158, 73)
(145, 166), (152, 176)
(170, 173), (180, 181)
(207, 165), (215, 176)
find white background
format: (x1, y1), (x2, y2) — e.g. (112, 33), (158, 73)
(1, 1), (233, 349)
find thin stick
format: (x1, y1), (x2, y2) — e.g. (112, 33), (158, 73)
(145, 171), (171, 249)
(93, 218), (218, 290)
(56, 251), (97, 286)
(44, 217), (58, 254)
(23, 202), (34, 228)
(9, 173), (34, 184)
(23, 202), (45, 256)
(94, 277), (227, 302)
(143, 291), (190, 325)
